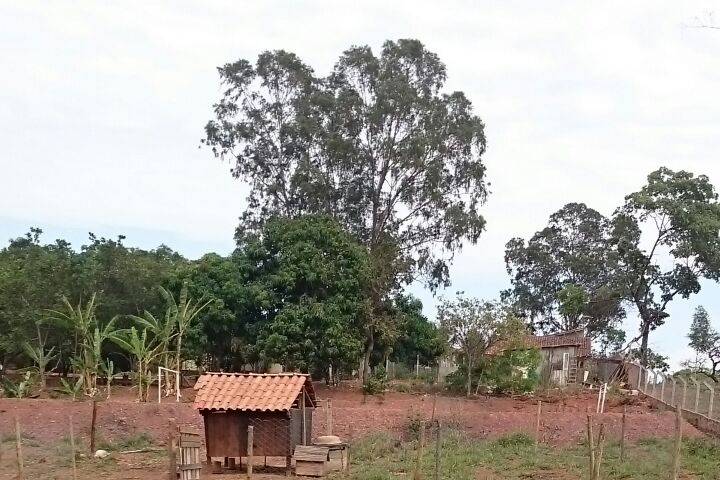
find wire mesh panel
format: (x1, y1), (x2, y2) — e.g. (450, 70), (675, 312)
(248, 415), (293, 457)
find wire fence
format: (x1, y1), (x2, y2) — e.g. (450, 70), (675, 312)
(632, 364), (720, 422)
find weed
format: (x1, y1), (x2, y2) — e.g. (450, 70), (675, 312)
(98, 432), (154, 452)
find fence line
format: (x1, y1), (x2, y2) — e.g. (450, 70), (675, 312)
(629, 364), (720, 431)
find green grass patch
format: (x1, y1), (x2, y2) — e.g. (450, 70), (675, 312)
(98, 432), (154, 452)
(330, 431), (720, 480)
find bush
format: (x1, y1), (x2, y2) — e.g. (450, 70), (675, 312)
(493, 432), (534, 448)
(1, 372), (36, 398)
(444, 348), (541, 395)
(363, 366), (388, 395)
(484, 348), (541, 395)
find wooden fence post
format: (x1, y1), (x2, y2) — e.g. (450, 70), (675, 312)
(326, 399), (333, 436)
(15, 416), (24, 480)
(535, 401), (542, 450)
(594, 423), (606, 480)
(167, 422), (177, 480)
(620, 406), (627, 462)
(586, 415), (595, 479)
(90, 399), (98, 453)
(434, 421), (440, 480)
(70, 416), (78, 480)
(247, 425), (254, 479)
(413, 421), (425, 480)
(671, 404), (682, 480)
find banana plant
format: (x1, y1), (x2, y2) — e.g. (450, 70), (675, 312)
(161, 285), (211, 387)
(50, 294), (120, 397)
(111, 327), (161, 402)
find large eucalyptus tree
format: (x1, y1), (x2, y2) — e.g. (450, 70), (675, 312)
(204, 39), (489, 380)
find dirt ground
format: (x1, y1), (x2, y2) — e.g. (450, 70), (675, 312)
(0, 382), (706, 479)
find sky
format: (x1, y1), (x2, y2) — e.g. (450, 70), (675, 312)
(2, 1), (720, 369)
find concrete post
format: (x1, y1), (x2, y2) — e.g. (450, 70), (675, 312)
(703, 381), (714, 418)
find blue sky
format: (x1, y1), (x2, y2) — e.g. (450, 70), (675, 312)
(2, 1), (720, 369)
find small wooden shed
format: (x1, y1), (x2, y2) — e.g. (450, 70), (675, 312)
(193, 372), (316, 472)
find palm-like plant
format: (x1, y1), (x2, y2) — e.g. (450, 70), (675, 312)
(111, 327), (161, 402)
(23, 341), (57, 391)
(129, 303), (175, 396)
(50, 294), (120, 397)
(128, 285), (210, 398)
(165, 285), (211, 384)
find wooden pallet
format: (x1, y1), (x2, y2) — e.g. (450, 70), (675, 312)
(294, 445), (330, 477)
(179, 427), (202, 479)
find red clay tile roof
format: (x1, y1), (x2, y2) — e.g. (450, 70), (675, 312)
(193, 373), (316, 412)
(487, 329), (592, 357)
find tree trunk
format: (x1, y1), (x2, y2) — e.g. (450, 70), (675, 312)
(361, 329), (374, 384)
(466, 356), (472, 397)
(639, 320), (650, 367)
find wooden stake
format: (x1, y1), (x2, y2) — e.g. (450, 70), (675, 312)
(167, 422), (177, 480)
(594, 423), (606, 480)
(671, 403), (682, 480)
(326, 398), (333, 436)
(89, 399), (98, 454)
(247, 425), (254, 479)
(431, 394), (438, 422)
(413, 421), (425, 480)
(70, 416), (78, 480)
(301, 387), (307, 445)
(15, 416), (24, 480)
(586, 415), (595, 479)
(434, 421), (441, 480)
(535, 401), (542, 450)
(620, 406), (627, 462)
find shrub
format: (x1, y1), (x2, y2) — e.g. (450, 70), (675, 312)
(363, 366), (388, 395)
(1, 372), (36, 398)
(493, 432), (534, 448)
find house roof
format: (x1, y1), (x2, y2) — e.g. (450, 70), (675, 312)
(487, 329), (592, 357)
(193, 373), (316, 412)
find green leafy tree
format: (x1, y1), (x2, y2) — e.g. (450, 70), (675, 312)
(170, 253), (253, 370)
(376, 294), (445, 368)
(504, 203), (625, 338)
(438, 295), (522, 397)
(687, 306), (720, 382)
(245, 215), (371, 378)
(75, 234), (185, 320)
(0, 229), (75, 363)
(610, 168), (720, 365)
(204, 39), (489, 381)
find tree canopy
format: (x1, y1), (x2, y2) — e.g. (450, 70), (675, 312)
(504, 203), (625, 338)
(505, 168), (720, 365)
(204, 38), (489, 381)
